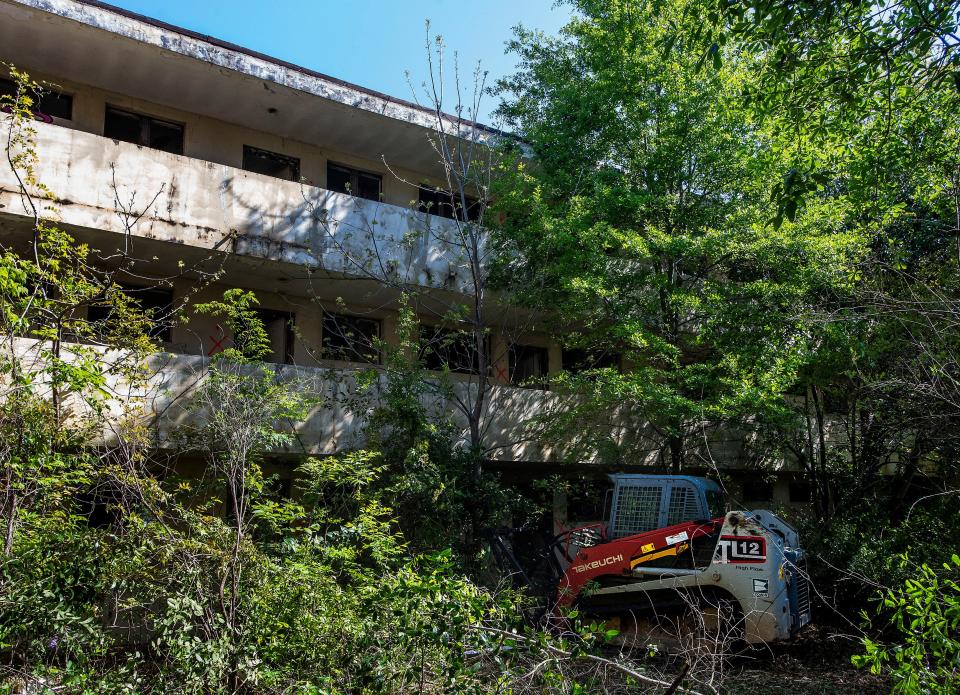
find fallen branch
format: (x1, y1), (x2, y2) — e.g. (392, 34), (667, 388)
(472, 625), (711, 695)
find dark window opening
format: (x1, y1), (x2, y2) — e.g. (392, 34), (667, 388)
(87, 285), (174, 343)
(76, 482), (123, 529)
(236, 309), (294, 364)
(418, 186), (481, 222)
(250, 474), (295, 539)
(741, 477), (774, 502)
(788, 480), (812, 504)
(327, 162), (381, 201)
(509, 343), (549, 388)
(272, 476), (293, 500)
(242, 145), (300, 182)
(561, 348), (620, 374)
(420, 326), (489, 375)
(321, 313), (381, 363)
(0, 77), (72, 120)
(104, 106), (184, 155)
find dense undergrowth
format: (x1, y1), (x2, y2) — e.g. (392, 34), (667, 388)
(5, 0), (960, 687)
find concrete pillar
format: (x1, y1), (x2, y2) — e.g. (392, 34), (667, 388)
(548, 340), (563, 376)
(293, 304), (322, 367)
(490, 333), (511, 384)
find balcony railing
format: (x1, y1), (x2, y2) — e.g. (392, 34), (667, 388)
(0, 122), (478, 293)
(4, 336), (555, 463)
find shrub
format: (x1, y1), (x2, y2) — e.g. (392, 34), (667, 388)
(854, 554), (960, 694)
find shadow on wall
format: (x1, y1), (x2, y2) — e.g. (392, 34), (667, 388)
(222, 174), (478, 294)
(483, 382), (756, 470)
(0, 128), (478, 296)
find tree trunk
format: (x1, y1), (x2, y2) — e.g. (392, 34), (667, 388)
(810, 385), (834, 518)
(668, 434), (684, 474)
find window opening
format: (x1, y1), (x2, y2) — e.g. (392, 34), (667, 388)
(0, 77), (72, 120)
(418, 185), (481, 222)
(237, 309), (295, 364)
(509, 343), (549, 388)
(788, 480), (812, 503)
(242, 145), (300, 182)
(321, 313), (381, 363)
(419, 326), (489, 375)
(561, 348), (620, 374)
(104, 106), (184, 154)
(327, 162), (381, 201)
(741, 477), (774, 502)
(87, 284), (174, 343)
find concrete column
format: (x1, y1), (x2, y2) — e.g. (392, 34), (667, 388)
(380, 311), (400, 349)
(490, 333), (511, 384)
(553, 489), (568, 534)
(548, 340), (563, 375)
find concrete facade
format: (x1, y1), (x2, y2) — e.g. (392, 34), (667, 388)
(0, 0), (807, 506)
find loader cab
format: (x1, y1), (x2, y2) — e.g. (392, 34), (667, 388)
(605, 474), (725, 538)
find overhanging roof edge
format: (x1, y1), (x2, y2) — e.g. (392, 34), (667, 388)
(9, 0), (505, 140)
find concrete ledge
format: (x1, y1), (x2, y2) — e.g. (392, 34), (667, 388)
(0, 122), (481, 293)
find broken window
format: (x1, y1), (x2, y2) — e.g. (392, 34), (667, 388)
(418, 185), (481, 222)
(327, 162), (381, 201)
(509, 343), (550, 388)
(87, 284), (174, 343)
(0, 77), (72, 120)
(104, 106), (184, 155)
(321, 313), (381, 363)
(242, 145), (300, 182)
(260, 310), (295, 364)
(420, 326), (489, 375)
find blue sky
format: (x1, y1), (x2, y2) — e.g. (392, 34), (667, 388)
(106, 0), (572, 124)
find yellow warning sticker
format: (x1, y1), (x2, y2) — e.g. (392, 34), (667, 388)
(640, 543), (655, 553)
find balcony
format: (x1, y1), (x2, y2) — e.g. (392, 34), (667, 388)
(5, 336), (558, 463)
(0, 122), (478, 294)
(6, 334), (767, 468)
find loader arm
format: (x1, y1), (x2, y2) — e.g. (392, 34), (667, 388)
(558, 518), (720, 605)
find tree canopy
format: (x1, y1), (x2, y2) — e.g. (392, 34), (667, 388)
(492, 0), (866, 472)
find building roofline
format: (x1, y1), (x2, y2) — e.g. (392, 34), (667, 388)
(14, 0), (504, 137)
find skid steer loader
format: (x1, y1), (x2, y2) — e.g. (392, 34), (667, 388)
(488, 474), (811, 645)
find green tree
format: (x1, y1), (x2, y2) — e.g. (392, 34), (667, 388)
(704, 1), (960, 522)
(698, 1), (960, 225)
(494, 0), (860, 472)
(0, 67), (157, 556)
(348, 296), (526, 555)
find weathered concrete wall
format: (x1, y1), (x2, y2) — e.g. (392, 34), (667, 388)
(0, 122), (481, 294)
(2, 336), (552, 462)
(0, 0), (507, 192)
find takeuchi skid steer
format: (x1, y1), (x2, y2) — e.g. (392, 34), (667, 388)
(489, 475), (812, 645)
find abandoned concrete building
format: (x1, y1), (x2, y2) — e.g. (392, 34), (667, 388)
(0, 0), (809, 520)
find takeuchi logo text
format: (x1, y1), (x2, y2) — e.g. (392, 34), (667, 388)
(572, 554), (624, 574)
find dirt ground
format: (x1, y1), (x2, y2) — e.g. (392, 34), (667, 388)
(606, 623), (890, 694)
(724, 626), (890, 695)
